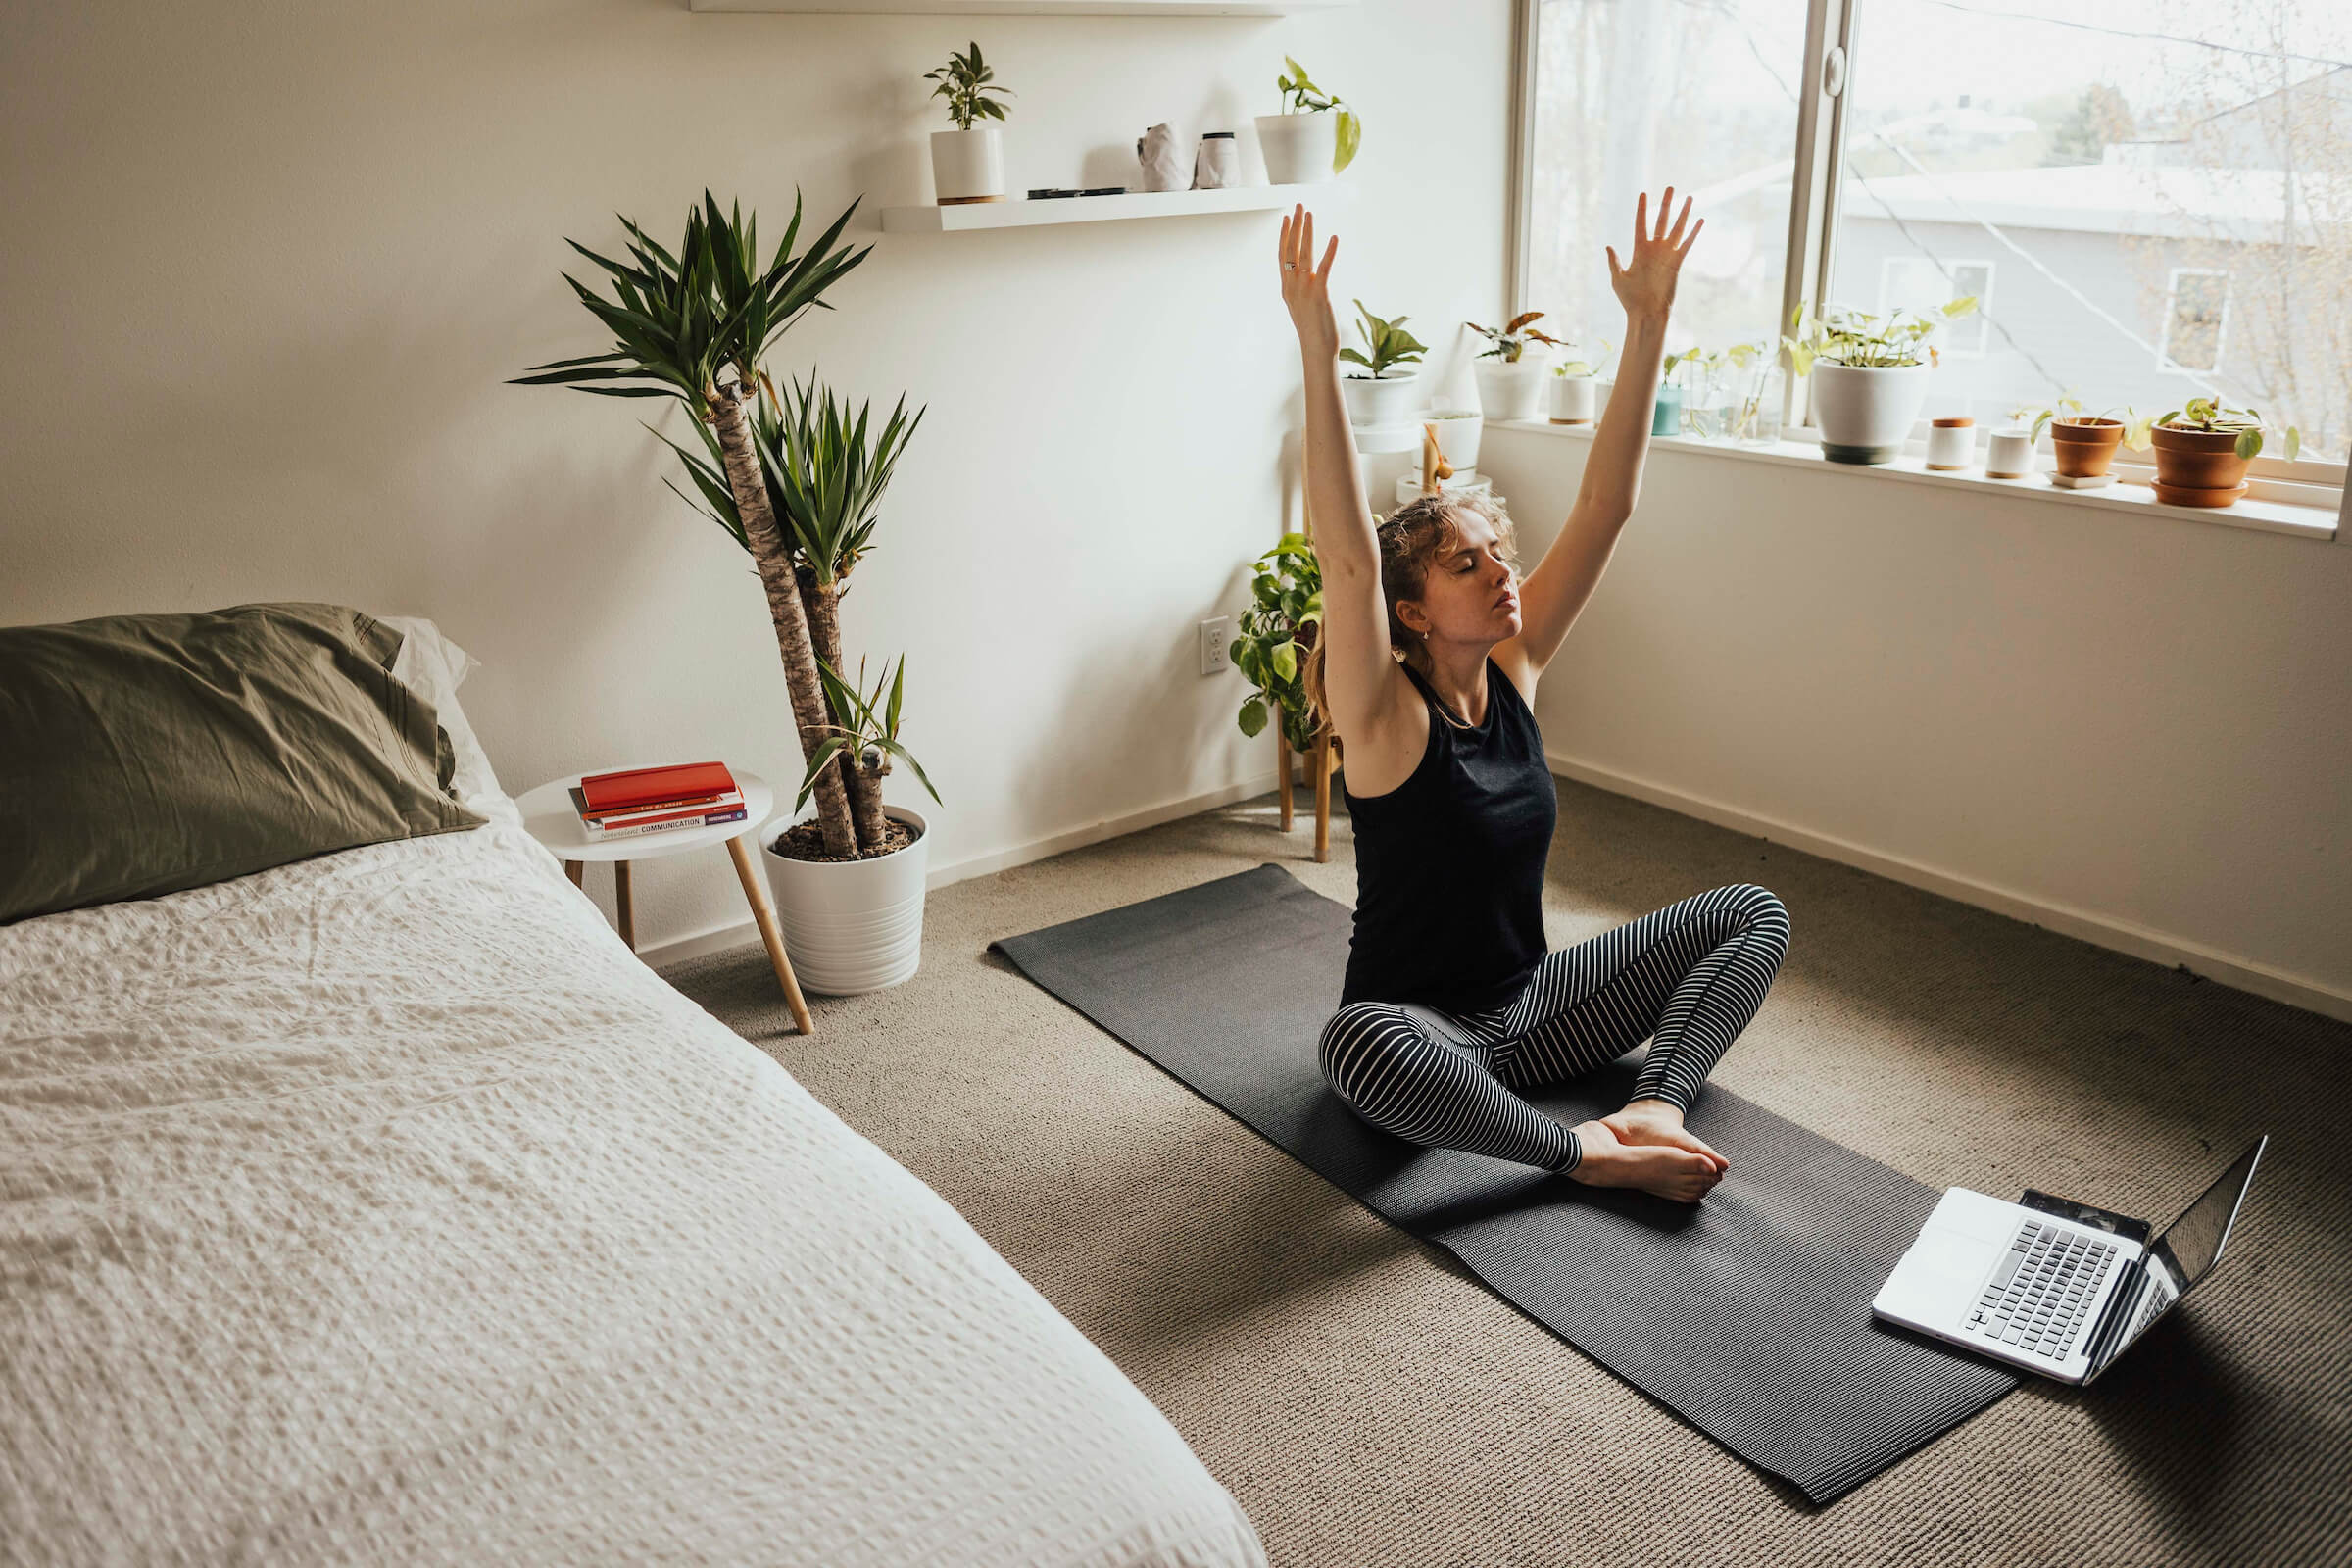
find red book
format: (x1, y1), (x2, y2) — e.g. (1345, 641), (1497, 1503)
(579, 761), (738, 814)
(571, 787), (741, 822)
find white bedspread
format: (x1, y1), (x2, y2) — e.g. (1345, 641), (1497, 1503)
(0, 822), (1265, 1567)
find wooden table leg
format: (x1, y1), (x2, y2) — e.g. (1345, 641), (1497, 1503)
(614, 859), (635, 950)
(1312, 729), (1334, 863)
(1275, 710), (1295, 832)
(564, 860), (584, 888)
(726, 835), (815, 1037)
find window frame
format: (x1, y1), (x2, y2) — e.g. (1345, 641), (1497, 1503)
(1879, 256), (1993, 357)
(1504, 0), (2345, 500)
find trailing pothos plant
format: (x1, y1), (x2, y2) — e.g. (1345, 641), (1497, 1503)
(1467, 311), (1563, 364)
(515, 190), (925, 860)
(926, 41), (1012, 130)
(1341, 300), (1427, 379)
(1783, 296), (1979, 371)
(1232, 532), (1324, 755)
(1274, 56), (1361, 172)
(2152, 395), (2300, 460)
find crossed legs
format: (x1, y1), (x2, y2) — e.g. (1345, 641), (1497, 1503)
(1317, 884), (1791, 1187)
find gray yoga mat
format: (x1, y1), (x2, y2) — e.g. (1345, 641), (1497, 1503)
(989, 863), (2018, 1505)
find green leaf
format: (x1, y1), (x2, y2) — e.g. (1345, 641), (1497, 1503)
(795, 737), (848, 808)
(1239, 698), (1268, 738)
(872, 736), (942, 805)
(1270, 640), (1298, 681)
(1332, 107), (1361, 173)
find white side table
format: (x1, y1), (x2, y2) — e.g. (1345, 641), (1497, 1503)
(516, 767), (813, 1036)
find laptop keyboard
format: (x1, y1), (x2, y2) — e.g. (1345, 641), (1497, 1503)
(1967, 1220), (2119, 1360)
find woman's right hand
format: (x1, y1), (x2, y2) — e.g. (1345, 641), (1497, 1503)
(1278, 204), (1341, 361)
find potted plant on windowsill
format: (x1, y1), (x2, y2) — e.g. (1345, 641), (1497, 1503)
(927, 41), (1012, 205)
(1468, 312), (1561, 423)
(1785, 295), (1978, 464)
(1256, 56), (1360, 185)
(2144, 396), (2300, 508)
(1547, 337), (1611, 424)
(1339, 299), (1427, 427)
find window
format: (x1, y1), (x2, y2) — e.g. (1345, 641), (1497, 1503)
(1512, 0), (2352, 465)
(1520, 0), (1813, 366)
(2159, 268), (2230, 375)
(1880, 257), (1993, 356)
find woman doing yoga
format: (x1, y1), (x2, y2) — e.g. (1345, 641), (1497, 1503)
(1280, 193), (1790, 1205)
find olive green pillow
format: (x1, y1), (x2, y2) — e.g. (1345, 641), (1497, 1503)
(0, 602), (486, 923)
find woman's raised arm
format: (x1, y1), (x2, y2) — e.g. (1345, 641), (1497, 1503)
(1278, 206), (1404, 753)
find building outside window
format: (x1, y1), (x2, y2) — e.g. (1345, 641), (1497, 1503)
(2160, 268), (2230, 374)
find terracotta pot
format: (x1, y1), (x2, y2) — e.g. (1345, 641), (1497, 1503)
(2049, 417), (2125, 478)
(2149, 423), (2250, 497)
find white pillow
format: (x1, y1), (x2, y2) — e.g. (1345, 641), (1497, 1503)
(382, 614), (519, 827)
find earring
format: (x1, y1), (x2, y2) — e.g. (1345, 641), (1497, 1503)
(1391, 647), (1407, 663)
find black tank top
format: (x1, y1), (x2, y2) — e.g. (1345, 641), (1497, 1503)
(1339, 657), (1557, 1014)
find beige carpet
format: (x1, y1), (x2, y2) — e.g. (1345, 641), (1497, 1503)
(664, 778), (2351, 1568)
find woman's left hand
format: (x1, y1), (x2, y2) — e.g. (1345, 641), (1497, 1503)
(1606, 188), (1702, 323)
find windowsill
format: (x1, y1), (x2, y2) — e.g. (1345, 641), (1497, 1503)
(1487, 420), (2342, 544)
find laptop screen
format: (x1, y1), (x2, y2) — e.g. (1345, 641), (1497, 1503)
(2089, 1137), (2266, 1378)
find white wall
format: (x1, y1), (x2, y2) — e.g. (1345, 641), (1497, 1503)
(1478, 424), (2352, 1019)
(0, 0), (1511, 952)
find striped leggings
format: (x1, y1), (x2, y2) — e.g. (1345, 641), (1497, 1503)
(1317, 883), (1791, 1174)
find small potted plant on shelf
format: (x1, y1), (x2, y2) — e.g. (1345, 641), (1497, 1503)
(2145, 396), (2300, 508)
(926, 41), (1012, 205)
(1676, 341), (1767, 440)
(2016, 390), (2147, 481)
(1651, 347), (1697, 435)
(1547, 337), (1611, 424)
(1467, 312), (1562, 422)
(1339, 299), (1427, 427)
(1784, 295), (1978, 464)
(1256, 57), (1360, 185)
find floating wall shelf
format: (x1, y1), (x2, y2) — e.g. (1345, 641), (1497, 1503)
(692, 0), (1354, 13)
(880, 181), (1350, 232)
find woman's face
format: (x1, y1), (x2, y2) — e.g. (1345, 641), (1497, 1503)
(1399, 514), (1521, 650)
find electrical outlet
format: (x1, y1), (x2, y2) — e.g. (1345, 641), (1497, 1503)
(1199, 616), (1232, 676)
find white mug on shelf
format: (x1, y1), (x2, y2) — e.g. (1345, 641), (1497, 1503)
(1926, 416), (1976, 470)
(1984, 428), (2037, 479)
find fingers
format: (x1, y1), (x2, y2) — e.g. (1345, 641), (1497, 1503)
(1654, 185), (1676, 240)
(1633, 190), (1646, 244)
(1280, 206), (1294, 270)
(1605, 244), (1623, 279)
(1316, 233), (1338, 283)
(1301, 209), (1314, 271)
(1664, 193), (1691, 246)
(1678, 216), (1704, 256)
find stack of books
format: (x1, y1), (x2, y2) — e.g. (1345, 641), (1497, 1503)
(569, 761), (747, 842)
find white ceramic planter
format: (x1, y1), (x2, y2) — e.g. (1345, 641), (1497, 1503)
(761, 804), (930, 995)
(1255, 112), (1339, 184)
(1808, 361), (1930, 464)
(1925, 417), (1977, 470)
(1984, 428), (2038, 479)
(1425, 411), (1482, 471)
(1549, 373), (1598, 424)
(1474, 356), (1549, 423)
(1341, 371), (1422, 427)
(931, 127), (1004, 204)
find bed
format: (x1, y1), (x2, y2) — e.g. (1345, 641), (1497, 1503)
(0, 617), (1265, 1566)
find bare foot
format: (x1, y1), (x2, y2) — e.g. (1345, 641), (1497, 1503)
(1566, 1120), (1722, 1203)
(1600, 1100), (1728, 1173)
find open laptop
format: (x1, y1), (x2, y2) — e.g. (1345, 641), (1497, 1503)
(1872, 1137), (2266, 1385)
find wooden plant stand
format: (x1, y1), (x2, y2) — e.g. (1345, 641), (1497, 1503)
(1273, 715), (1343, 863)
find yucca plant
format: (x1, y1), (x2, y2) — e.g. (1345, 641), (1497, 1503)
(514, 191), (877, 858)
(798, 656), (941, 823)
(661, 376), (930, 851)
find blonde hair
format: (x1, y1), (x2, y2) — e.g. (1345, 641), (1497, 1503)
(1300, 490), (1520, 735)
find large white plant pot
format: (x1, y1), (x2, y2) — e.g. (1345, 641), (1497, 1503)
(1341, 371), (1422, 427)
(1474, 356), (1550, 423)
(1255, 113), (1339, 184)
(931, 127), (1004, 204)
(1809, 361), (1930, 464)
(761, 804), (930, 995)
